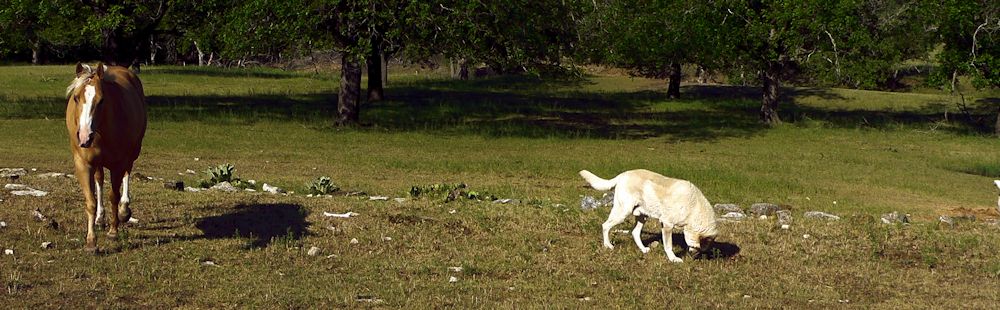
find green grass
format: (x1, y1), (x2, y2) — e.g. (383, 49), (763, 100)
(1, 65), (999, 308)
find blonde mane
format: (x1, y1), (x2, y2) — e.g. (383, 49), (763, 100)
(65, 64), (99, 98)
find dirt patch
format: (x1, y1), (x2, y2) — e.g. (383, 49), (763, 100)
(946, 207), (999, 220)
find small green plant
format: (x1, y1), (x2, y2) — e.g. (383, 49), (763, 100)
(307, 176), (339, 195)
(206, 163), (236, 184)
(409, 183), (497, 202)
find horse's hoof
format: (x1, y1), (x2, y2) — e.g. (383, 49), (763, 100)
(119, 207), (133, 223)
(106, 231), (118, 238)
(84, 245), (98, 253)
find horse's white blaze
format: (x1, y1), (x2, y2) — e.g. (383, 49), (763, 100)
(120, 173), (130, 205)
(78, 85), (96, 134)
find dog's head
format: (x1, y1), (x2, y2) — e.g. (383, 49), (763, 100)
(684, 231), (717, 256)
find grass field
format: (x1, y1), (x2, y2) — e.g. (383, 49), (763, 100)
(1, 65), (999, 308)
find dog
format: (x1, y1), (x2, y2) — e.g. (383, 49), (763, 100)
(580, 169), (718, 263)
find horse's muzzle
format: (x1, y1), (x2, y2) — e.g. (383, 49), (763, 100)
(77, 130), (93, 148)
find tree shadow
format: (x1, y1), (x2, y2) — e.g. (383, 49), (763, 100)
(145, 67), (301, 79)
(194, 203), (309, 248)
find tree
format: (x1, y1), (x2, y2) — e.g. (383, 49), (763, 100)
(932, 0), (1000, 135)
(578, 1), (725, 98)
(715, 0), (935, 125)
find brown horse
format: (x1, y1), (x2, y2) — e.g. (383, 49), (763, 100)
(65, 63), (147, 252)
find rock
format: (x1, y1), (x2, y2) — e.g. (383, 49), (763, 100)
(369, 196), (389, 201)
(719, 212), (746, 221)
(200, 260), (219, 267)
(580, 196), (601, 210)
(1, 168), (27, 179)
(185, 169), (196, 174)
(393, 198), (406, 203)
(3, 249), (12, 255)
(880, 211), (910, 224)
(248, 179), (256, 185)
(350, 238), (359, 244)
(0, 221), (6, 228)
(713, 203), (743, 214)
(449, 276), (459, 283)
(448, 266), (463, 272)
(307, 246), (320, 256)
(184, 187), (203, 192)
(493, 198), (513, 204)
(4, 183), (29, 190)
(262, 183), (284, 194)
(40, 242), (52, 249)
(37, 172), (67, 178)
(163, 180), (184, 191)
(804, 211), (840, 221)
(781, 224), (790, 230)
(777, 210), (793, 224)
(11, 189), (47, 197)
(323, 211), (358, 218)
(749, 203), (782, 216)
(803, 234), (811, 239)
(210, 181), (238, 192)
(939, 215), (955, 226)
(381, 236), (392, 241)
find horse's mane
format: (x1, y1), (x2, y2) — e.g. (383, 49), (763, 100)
(65, 64), (105, 98)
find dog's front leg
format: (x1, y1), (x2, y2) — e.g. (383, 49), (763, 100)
(661, 224), (683, 263)
(632, 215), (650, 253)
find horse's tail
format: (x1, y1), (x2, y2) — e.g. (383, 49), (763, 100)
(579, 170), (618, 191)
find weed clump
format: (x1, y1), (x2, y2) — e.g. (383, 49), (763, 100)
(409, 183), (497, 202)
(306, 176), (339, 195)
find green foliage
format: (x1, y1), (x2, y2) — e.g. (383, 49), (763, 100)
(409, 183), (497, 202)
(206, 163), (236, 184)
(307, 176), (339, 195)
(931, 0), (1000, 90)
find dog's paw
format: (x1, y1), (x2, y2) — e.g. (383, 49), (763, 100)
(603, 243), (615, 250)
(668, 256), (683, 263)
(639, 247), (650, 254)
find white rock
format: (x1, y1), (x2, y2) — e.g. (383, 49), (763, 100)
(3, 249), (12, 255)
(781, 224), (790, 230)
(200, 260), (218, 267)
(449, 210), (457, 214)
(323, 211), (358, 218)
(244, 188), (256, 192)
(493, 198), (513, 204)
(0, 221), (6, 228)
(0, 168), (27, 178)
(448, 266), (463, 272)
(449, 276), (459, 283)
(393, 198), (407, 203)
(128, 218), (139, 224)
(193, 157), (200, 161)
(37, 172), (66, 178)
(369, 196), (389, 201)
(307, 246), (320, 256)
(185, 169), (196, 174)
(248, 179), (256, 185)
(12, 189), (48, 197)
(210, 181), (238, 192)
(381, 236), (392, 241)
(803, 234), (811, 239)
(350, 238), (359, 244)
(40, 242), (52, 249)
(262, 183), (285, 194)
(4, 183), (29, 190)
(184, 186), (203, 192)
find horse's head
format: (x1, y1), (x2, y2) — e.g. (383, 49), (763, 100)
(66, 63), (107, 148)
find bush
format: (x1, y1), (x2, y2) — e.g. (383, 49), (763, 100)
(307, 176), (339, 195)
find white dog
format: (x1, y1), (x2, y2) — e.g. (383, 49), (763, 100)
(580, 169), (718, 263)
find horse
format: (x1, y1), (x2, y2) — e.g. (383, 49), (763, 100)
(65, 62), (147, 252)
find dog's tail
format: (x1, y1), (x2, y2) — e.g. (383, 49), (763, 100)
(579, 170), (618, 191)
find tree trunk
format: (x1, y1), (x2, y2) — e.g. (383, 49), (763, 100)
(30, 40), (41, 65)
(995, 105), (1000, 137)
(760, 62), (782, 125)
(366, 41), (385, 101)
(337, 53), (363, 125)
(667, 62), (681, 99)
(458, 58), (469, 80)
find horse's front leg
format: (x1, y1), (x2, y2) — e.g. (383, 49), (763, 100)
(74, 160), (98, 252)
(107, 166), (134, 238)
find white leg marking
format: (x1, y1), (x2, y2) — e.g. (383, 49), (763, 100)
(94, 175), (103, 224)
(120, 173), (130, 205)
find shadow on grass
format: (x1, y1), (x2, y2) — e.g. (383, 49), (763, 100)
(642, 233), (741, 261)
(194, 203), (308, 248)
(4, 74), (997, 139)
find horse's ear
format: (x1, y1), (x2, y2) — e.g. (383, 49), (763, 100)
(75, 63), (85, 76)
(95, 62), (105, 79)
